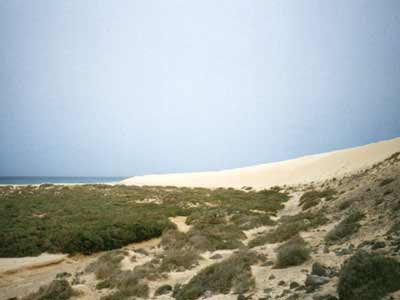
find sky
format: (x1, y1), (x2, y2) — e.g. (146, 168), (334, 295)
(0, 1), (399, 177)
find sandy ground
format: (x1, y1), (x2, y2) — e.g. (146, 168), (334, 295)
(0, 254), (99, 300)
(121, 137), (400, 189)
(169, 216), (192, 233)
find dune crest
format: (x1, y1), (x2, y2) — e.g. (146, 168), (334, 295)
(121, 137), (400, 188)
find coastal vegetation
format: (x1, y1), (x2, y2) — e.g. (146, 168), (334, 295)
(174, 249), (258, 300)
(299, 188), (337, 210)
(23, 279), (75, 300)
(338, 251), (400, 300)
(249, 210), (328, 247)
(325, 210), (365, 244)
(275, 235), (310, 268)
(0, 184), (289, 257)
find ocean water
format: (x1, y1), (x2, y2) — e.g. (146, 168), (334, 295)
(0, 177), (127, 185)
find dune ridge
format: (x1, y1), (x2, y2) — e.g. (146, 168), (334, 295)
(121, 137), (400, 188)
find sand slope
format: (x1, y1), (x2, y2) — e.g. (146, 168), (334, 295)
(121, 137), (400, 189)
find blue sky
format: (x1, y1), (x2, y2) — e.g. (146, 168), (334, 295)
(0, 1), (399, 176)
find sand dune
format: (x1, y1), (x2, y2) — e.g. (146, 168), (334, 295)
(121, 137), (400, 189)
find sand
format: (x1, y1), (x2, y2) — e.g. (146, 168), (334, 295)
(0, 253), (67, 275)
(121, 137), (400, 189)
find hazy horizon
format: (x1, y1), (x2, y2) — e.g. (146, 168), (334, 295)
(1, 1), (400, 177)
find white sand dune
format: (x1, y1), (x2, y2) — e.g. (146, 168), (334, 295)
(121, 137), (400, 189)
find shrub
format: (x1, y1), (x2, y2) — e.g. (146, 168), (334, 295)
(23, 279), (74, 300)
(325, 211), (365, 244)
(96, 280), (112, 290)
(161, 229), (189, 250)
(230, 212), (275, 230)
(275, 236), (310, 268)
(186, 210), (246, 251)
(132, 260), (165, 281)
(155, 284), (173, 296)
(384, 152), (400, 163)
(249, 211), (328, 247)
(338, 200), (352, 211)
(97, 270), (149, 300)
(175, 250), (258, 300)
(299, 189), (337, 210)
(0, 185), (289, 257)
(380, 178), (395, 186)
(85, 250), (126, 280)
(159, 249), (201, 272)
(338, 251), (400, 300)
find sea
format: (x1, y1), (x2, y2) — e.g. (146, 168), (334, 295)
(0, 177), (127, 185)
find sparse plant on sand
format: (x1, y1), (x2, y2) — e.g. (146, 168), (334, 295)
(249, 210), (328, 247)
(275, 236), (311, 268)
(23, 279), (75, 300)
(175, 249), (258, 300)
(325, 210), (365, 244)
(299, 188), (337, 210)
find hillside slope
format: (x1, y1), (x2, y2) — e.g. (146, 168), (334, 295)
(121, 137), (400, 188)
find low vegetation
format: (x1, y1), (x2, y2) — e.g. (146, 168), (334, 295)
(0, 185), (289, 257)
(23, 279), (75, 300)
(380, 177), (395, 187)
(338, 199), (352, 211)
(86, 249), (126, 280)
(299, 188), (337, 210)
(174, 249), (258, 300)
(87, 250), (150, 300)
(325, 210), (365, 244)
(275, 236), (310, 268)
(338, 251), (400, 300)
(99, 271), (149, 300)
(159, 249), (201, 272)
(249, 210), (328, 247)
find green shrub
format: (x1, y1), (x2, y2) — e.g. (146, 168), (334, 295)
(380, 178), (395, 186)
(175, 250), (258, 300)
(299, 189), (337, 210)
(85, 250), (126, 280)
(186, 209), (246, 251)
(160, 249), (201, 272)
(275, 236), (310, 268)
(338, 200), (352, 211)
(338, 251), (400, 300)
(23, 279), (74, 300)
(155, 284), (173, 296)
(0, 185), (289, 257)
(249, 211), (328, 247)
(96, 280), (112, 290)
(161, 229), (189, 250)
(94, 270), (149, 300)
(325, 211), (365, 244)
(230, 212), (275, 230)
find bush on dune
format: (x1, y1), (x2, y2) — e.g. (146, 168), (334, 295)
(338, 250), (400, 300)
(325, 210), (365, 244)
(275, 236), (310, 268)
(175, 249), (258, 300)
(23, 279), (75, 300)
(299, 188), (337, 210)
(249, 211), (328, 248)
